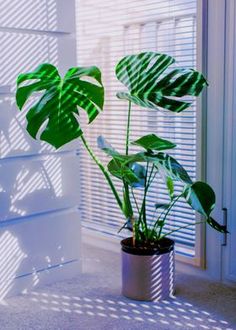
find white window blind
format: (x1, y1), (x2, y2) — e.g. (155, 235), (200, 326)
(76, 0), (199, 258)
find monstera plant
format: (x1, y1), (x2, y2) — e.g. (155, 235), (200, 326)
(16, 52), (227, 301)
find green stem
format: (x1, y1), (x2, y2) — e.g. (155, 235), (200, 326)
(146, 164), (156, 189)
(123, 179), (133, 218)
(123, 100), (133, 221)
(125, 100), (132, 155)
(81, 134), (123, 213)
(131, 188), (140, 214)
(138, 162), (151, 236)
(157, 194), (183, 239)
(161, 221), (206, 239)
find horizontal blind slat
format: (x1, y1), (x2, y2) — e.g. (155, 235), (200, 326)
(76, 0), (198, 257)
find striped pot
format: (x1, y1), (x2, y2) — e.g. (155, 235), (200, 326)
(121, 237), (175, 301)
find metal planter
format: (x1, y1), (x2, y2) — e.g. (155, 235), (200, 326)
(121, 237), (175, 301)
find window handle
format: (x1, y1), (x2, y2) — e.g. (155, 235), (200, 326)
(221, 208), (228, 246)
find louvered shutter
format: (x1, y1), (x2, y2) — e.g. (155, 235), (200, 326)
(76, 0), (200, 258)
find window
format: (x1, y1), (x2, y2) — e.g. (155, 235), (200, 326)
(76, 0), (201, 260)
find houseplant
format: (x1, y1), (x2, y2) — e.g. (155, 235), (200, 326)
(15, 52), (227, 301)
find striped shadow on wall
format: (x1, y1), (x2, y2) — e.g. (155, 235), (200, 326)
(0, 0), (81, 300)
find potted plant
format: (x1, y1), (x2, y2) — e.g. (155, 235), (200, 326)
(16, 52), (227, 301)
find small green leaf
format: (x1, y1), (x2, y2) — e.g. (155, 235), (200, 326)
(207, 217), (228, 234)
(184, 181), (216, 217)
(157, 220), (165, 227)
(166, 176), (174, 200)
(132, 134), (176, 151)
(130, 163), (146, 188)
(110, 151), (192, 184)
(112, 152), (149, 165)
(107, 158), (146, 188)
(155, 203), (169, 209)
(108, 159), (139, 185)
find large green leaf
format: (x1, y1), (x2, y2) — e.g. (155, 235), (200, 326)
(132, 134), (176, 151)
(184, 181), (215, 217)
(16, 63), (104, 148)
(116, 52), (207, 112)
(155, 153), (192, 184)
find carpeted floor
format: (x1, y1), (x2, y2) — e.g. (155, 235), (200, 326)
(0, 239), (235, 330)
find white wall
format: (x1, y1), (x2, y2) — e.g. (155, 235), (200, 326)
(0, 0), (81, 299)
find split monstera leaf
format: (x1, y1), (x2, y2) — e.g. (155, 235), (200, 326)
(15, 51), (228, 238)
(16, 63), (104, 148)
(116, 52), (207, 112)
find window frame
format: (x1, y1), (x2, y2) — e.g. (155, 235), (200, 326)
(76, 0), (209, 266)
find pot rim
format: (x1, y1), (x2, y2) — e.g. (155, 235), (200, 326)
(121, 237), (174, 256)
